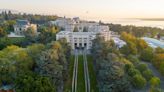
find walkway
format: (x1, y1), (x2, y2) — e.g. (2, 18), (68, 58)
(71, 50), (91, 92)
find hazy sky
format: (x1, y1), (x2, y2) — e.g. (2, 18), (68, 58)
(1, 0), (164, 21)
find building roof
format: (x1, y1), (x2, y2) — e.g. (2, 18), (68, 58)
(142, 37), (164, 48)
(0, 85), (13, 91)
(16, 19), (29, 25)
(56, 31), (97, 36)
(112, 37), (126, 48)
(56, 31), (71, 35)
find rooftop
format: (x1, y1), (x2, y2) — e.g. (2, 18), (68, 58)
(57, 31), (97, 35)
(112, 37), (126, 48)
(57, 31), (71, 35)
(142, 37), (164, 48)
(16, 19), (29, 25)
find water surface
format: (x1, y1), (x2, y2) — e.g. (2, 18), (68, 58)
(105, 19), (164, 29)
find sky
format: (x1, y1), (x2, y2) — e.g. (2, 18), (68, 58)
(1, 0), (164, 21)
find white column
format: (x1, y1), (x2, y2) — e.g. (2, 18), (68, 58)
(87, 37), (89, 49)
(77, 38), (79, 47)
(72, 37), (75, 49)
(82, 37), (84, 47)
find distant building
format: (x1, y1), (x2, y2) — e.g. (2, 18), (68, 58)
(0, 85), (14, 92)
(7, 32), (25, 38)
(160, 36), (164, 42)
(13, 20), (37, 36)
(49, 18), (75, 31)
(49, 17), (106, 32)
(72, 17), (80, 24)
(56, 17), (111, 49)
(109, 31), (126, 48)
(142, 37), (164, 48)
(112, 37), (126, 48)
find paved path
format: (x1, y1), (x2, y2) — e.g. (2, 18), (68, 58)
(72, 49), (91, 92)
(72, 50), (78, 92)
(83, 50), (90, 92)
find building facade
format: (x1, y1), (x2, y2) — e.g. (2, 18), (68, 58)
(14, 20), (37, 36)
(49, 18), (75, 32)
(160, 36), (164, 42)
(55, 17), (111, 49)
(56, 31), (111, 49)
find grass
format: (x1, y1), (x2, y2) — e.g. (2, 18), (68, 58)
(77, 55), (85, 92)
(64, 55), (74, 92)
(87, 55), (99, 92)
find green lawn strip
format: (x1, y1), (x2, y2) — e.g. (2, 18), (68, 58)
(77, 55), (85, 92)
(87, 55), (99, 92)
(64, 55), (74, 92)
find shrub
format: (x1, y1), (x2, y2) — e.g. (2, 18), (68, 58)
(140, 47), (153, 62)
(132, 74), (147, 89)
(150, 77), (160, 87)
(128, 67), (141, 77)
(124, 64), (134, 72)
(142, 69), (153, 81)
(127, 55), (140, 65)
(136, 63), (148, 73)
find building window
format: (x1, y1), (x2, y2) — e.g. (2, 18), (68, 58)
(84, 43), (87, 47)
(79, 43), (82, 47)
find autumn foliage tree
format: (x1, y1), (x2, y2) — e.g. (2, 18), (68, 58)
(0, 27), (7, 37)
(152, 53), (164, 75)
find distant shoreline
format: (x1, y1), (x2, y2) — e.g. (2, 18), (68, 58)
(104, 18), (164, 29)
(139, 18), (164, 21)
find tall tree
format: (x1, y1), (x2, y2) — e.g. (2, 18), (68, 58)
(0, 27), (6, 37)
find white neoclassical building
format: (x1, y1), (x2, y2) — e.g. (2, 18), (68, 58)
(56, 31), (111, 49)
(55, 17), (111, 49)
(49, 17), (75, 32)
